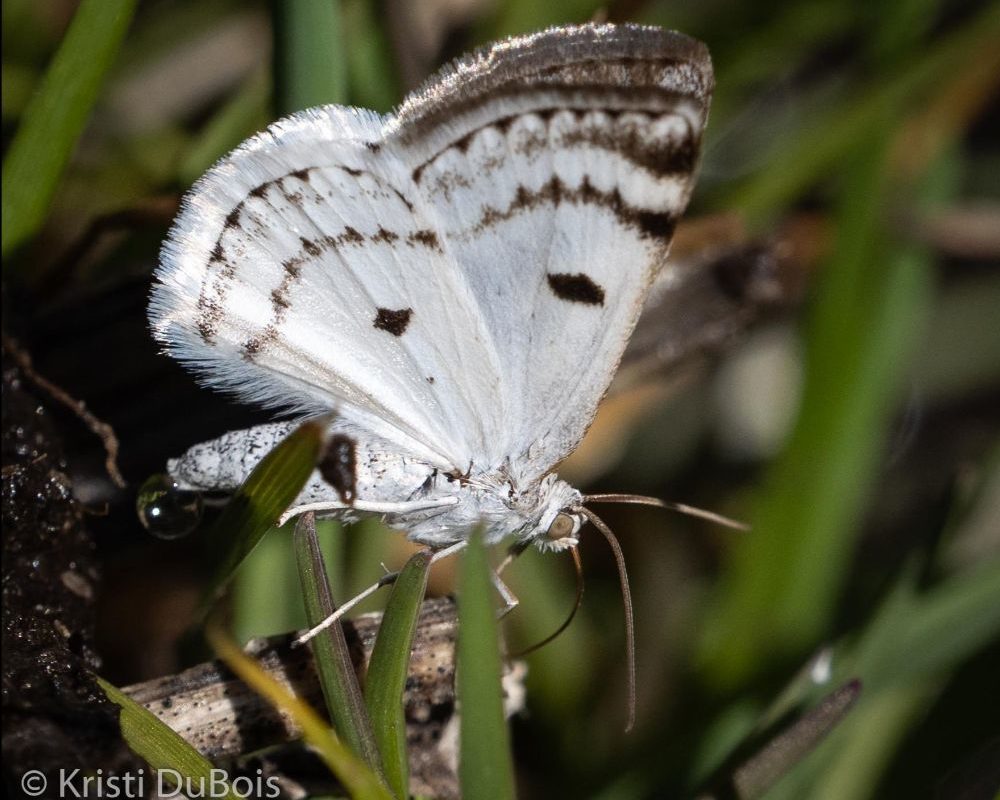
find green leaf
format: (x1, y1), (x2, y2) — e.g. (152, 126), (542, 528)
(294, 512), (384, 777)
(2, 0), (137, 260)
(97, 676), (241, 800)
(273, 0), (347, 115)
(458, 532), (516, 800)
(207, 622), (393, 800)
(364, 549), (432, 798)
(199, 416), (328, 616)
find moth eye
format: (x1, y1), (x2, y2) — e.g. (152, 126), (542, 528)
(547, 511), (576, 541)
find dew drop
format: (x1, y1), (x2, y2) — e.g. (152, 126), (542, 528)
(137, 474), (203, 539)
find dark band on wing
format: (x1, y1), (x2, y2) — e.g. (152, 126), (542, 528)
(198, 165), (429, 344)
(198, 163), (420, 342)
(412, 104), (697, 185)
(319, 434), (357, 505)
(469, 175), (678, 241)
(397, 38), (711, 148)
(240, 227), (436, 355)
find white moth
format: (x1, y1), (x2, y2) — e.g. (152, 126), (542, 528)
(151, 24), (713, 564)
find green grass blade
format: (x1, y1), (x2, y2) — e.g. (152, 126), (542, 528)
(176, 67), (271, 187)
(232, 525), (304, 640)
(716, 3), (1000, 222)
(698, 129), (933, 689)
(199, 416), (328, 616)
(458, 532), (516, 800)
(852, 557), (1000, 695)
(341, 0), (398, 112)
(97, 676), (241, 800)
(273, 0), (347, 115)
(727, 680), (862, 800)
(1, 0), (137, 260)
(364, 549), (432, 798)
(765, 555), (1000, 799)
(207, 622), (393, 800)
(294, 512), (384, 777)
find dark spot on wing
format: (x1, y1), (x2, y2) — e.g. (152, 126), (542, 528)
(290, 168), (313, 182)
(635, 209), (677, 240)
(248, 183), (269, 199)
(341, 226), (364, 244)
(319, 435), (357, 505)
(282, 255), (305, 274)
(547, 272), (605, 305)
(301, 237), (322, 257)
(374, 307), (413, 336)
(373, 227), (399, 244)
(407, 229), (441, 250)
(224, 207), (242, 229)
(270, 286), (290, 309)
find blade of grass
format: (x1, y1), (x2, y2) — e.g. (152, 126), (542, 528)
(2, 0), (137, 260)
(199, 416), (328, 617)
(342, 0), (398, 112)
(272, 0), (346, 115)
(698, 123), (933, 688)
(457, 531), (516, 800)
(294, 512), (384, 777)
(232, 524), (304, 640)
(364, 549), (432, 798)
(176, 66), (271, 187)
(206, 622), (393, 800)
(725, 680), (862, 800)
(488, 0), (603, 38)
(715, 3), (1000, 222)
(97, 676), (241, 800)
(768, 553), (1000, 799)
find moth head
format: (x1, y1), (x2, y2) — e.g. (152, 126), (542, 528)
(544, 509), (582, 550)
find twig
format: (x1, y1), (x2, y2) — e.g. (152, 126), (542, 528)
(2, 333), (126, 489)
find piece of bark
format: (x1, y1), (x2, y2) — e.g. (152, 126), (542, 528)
(123, 597), (504, 799)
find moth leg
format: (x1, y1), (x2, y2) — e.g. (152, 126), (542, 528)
(492, 539), (532, 617)
(492, 570), (520, 618)
(294, 541), (467, 646)
(279, 496), (459, 526)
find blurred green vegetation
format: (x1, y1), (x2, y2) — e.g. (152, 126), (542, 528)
(3, 1), (998, 798)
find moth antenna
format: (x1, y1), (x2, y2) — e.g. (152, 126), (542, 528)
(583, 493), (749, 531)
(508, 546), (585, 658)
(579, 507), (636, 733)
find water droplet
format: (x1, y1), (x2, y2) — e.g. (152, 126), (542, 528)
(137, 474), (202, 539)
